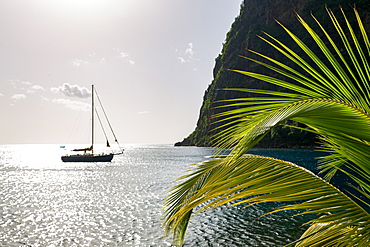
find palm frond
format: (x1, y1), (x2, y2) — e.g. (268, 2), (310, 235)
(163, 155), (370, 246)
(163, 6), (370, 246)
(293, 222), (354, 247)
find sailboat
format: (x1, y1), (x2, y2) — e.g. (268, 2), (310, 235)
(61, 85), (123, 162)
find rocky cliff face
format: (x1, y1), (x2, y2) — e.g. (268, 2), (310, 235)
(176, 0), (370, 147)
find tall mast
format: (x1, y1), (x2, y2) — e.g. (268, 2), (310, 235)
(92, 84), (94, 154)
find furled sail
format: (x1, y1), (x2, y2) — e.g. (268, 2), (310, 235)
(72, 145), (93, 152)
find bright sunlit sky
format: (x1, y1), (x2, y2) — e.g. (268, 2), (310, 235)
(0, 0), (242, 145)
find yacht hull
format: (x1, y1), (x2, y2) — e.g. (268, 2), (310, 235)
(61, 153), (114, 162)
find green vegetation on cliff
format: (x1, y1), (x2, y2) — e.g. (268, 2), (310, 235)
(176, 0), (370, 147)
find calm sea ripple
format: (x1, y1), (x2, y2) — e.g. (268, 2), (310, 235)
(0, 144), (320, 246)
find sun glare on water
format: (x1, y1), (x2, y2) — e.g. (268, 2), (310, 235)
(5, 145), (65, 169)
(2, 145), (97, 169)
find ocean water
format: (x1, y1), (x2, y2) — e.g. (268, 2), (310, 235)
(0, 144), (321, 247)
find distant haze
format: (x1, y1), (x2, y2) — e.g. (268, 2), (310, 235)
(0, 0), (242, 144)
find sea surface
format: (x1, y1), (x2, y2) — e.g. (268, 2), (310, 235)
(0, 144), (323, 247)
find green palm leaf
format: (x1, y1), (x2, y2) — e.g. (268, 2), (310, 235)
(163, 6), (370, 246)
(164, 155), (370, 246)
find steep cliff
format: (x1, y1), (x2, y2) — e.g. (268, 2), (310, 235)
(176, 0), (370, 147)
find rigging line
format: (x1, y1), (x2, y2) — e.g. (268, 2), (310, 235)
(93, 87), (122, 149)
(95, 108), (110, 144)
(67, 97), (89, 145)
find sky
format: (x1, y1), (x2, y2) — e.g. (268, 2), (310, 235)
(0, 0), (243, 145)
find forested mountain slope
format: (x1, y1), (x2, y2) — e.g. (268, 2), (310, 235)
(176, 0), (370, 147)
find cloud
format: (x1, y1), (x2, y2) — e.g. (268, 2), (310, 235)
(176, 42), (198, 63)
(114, 47), (135, 65)
(21, 81), (31, 86)
(9, 79), (31, 89)
(70, 49), (135, 67)
(8, 80), (45, 95)
(52, 98), (90, 111)
(177, 57), (186, 63)
(138, 111), (148, 114)
(51, 83), (91, 98)
(88, 52), (97, 57)
(71, 59), (89, 67)
(185, 42), (194, 56)
(27, 85), (45, 94)
(11, 94), (27, 100)
(117, 51), (129, 58)
(31, 85), (44, 90)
